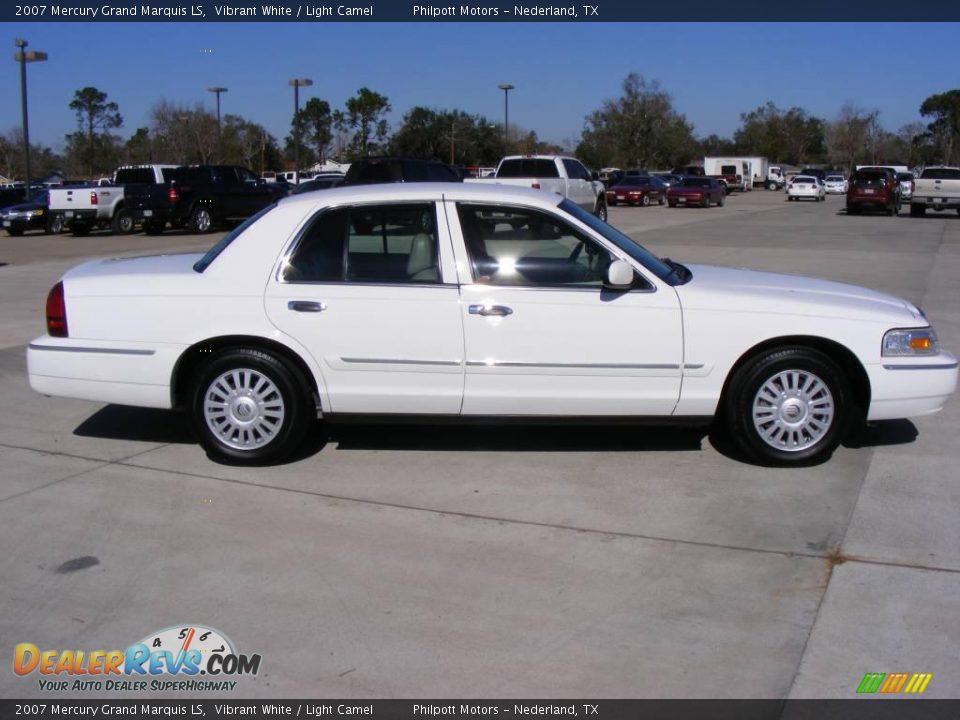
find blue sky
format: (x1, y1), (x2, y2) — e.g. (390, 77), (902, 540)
(3, 22), (959, 152)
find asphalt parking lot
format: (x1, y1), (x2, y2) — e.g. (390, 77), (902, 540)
(1, 190), (958, 698)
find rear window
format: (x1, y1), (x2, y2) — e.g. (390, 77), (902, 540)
(193, 203), (277, 273)
(679, 178), (710, 188)
(852, 172), (887, 187)
(920, 168), (960, 180)
(825, 176), (844, 182)
(897, 172), (914, 181)
(114, 168), (157, 184)
(497, 158), (560, 178)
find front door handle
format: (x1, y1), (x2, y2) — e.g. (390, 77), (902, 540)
(288, 300), (326, 313)
(469, 304), (513, 317)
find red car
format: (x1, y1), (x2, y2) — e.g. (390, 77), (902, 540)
(846, 168), (901, 216)
(666, 177), (725, 208)
(606, 176), (666, 206)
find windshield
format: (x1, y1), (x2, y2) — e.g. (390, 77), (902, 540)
(559, 198), (676, 283)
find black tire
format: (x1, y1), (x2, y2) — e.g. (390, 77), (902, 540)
(190, 205), (215, 234)
(641, 195), (650, 207)
(718, 193), (725, 207)
(45, 214), (64, 234)
(112, 208), (134, 235)
(190, 348), (313, 464)
(910, 203), (925, 217)
(668, 201), (677, 208)
(846, 204), (860, 215)
(726, 347), (851, 465)
(658, 196), (665, 205)
(143, 220), (165, 235)
(6, 227), (24, 236)
(594, 199), (607, 222)
(70, 223), (90, 236)
(608, 200), (617, 207)
(767, 181), (777, 191)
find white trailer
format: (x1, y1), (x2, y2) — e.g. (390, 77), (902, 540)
(704, 156), (785, 190)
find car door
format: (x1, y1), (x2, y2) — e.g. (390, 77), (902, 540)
(450, 200), (683, 416)
(264, 200), (465, 414)
(562, 158), (594, 212)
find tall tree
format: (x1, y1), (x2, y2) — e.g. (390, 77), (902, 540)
(825, 103), (879, 171)
(919, 89), (960, 165)
(577, 73), (697, 170)
(342, 87), (391, 158)
(66, 87), (123, 175)
(389, 107), (502, 165)
(285, 98), (334, 165)
(734, 101), (825, 165)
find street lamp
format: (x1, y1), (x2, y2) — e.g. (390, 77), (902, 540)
(207, 86), (227, 160)
(497, 83), (514, 153)
(14, 39), (48, 202)
(288, 78), (313, 182)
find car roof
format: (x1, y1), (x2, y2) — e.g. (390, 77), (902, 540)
(275, 181), (565, 211)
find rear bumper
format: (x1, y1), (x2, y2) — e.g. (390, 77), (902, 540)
(133, 207), (175, 222)
(912, 196), (960, 209)
(848, 193), (893, 206)
(866, 354), (959, 421)
(61, 209), (99, 224)
(27, 336), (186, 409)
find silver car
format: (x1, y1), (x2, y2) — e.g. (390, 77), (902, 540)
(824, 175), (848, 194)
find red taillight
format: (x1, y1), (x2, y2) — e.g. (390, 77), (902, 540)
(46, 281), (68, 337)
(90, 191), (98, 206)
(531, 182), (541, 190)
(168, 186), (179, 202)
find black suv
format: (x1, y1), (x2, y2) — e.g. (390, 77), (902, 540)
(342, 157), (461, 185)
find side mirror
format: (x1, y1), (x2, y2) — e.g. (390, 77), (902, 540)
(605, 259), (635, 289)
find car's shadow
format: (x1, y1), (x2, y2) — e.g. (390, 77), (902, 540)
(73, 406), (920, 467)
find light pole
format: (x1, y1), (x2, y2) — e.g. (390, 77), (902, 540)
(497, 83), (514, 154)
(208, 86), (227, 160)
(288, 78), (313, 182)
(14, 39), (48, 202)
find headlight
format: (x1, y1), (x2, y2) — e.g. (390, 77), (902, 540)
(883, 327), (939, 356)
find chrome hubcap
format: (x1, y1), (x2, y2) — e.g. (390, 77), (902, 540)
(751, 369), (834, 452)
(203, 368), (285, 450)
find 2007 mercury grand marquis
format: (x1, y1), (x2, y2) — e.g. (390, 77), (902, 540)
(27, 184), (958, 465)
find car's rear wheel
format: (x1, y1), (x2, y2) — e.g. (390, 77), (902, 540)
(112, 209), (134, 234)
(641, 195), (650, 207)
(658, 196), (665, 205)
(846, 203), (860, 215)
(190, 205), (214, 234)
(718, 193), (725, 207)
(726, 347), (850, 465)
(190, 348), (312, 464)
(910, 203), (925, 217)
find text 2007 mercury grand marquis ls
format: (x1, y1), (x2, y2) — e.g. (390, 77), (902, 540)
(27, 184), (958, 465)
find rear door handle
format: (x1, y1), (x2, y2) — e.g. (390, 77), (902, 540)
(469, 304), (513, 317)
(288, 300), (326, 313)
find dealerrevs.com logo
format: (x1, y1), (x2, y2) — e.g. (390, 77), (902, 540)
(14, 625), (261, 692)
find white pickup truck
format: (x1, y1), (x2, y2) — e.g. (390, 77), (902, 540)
(910, 167), (960, 217)
(465, 155), (607, 221)
(48, 164), (178, 236)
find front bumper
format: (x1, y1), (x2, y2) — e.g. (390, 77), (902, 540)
(866, 353), (959, 421)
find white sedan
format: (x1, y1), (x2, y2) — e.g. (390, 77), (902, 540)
(824, 175), (848, 194)
(27, 184), (957, 466)
(787, 175), (827, 201)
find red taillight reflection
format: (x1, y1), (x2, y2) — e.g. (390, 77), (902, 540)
(168, 186), (179, 202)
(90, 191), (98, 206)
(46, 281), (68, 337)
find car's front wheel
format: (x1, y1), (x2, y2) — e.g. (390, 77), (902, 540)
(190, 348), (313, 463)
(726, 347), (850, 465)
(190, 205), (215, 234)
(594, 199), (608, 222)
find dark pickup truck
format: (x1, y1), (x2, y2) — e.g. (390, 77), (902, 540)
(127, 165), (288, 234)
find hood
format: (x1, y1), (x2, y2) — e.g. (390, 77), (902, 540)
(676, 264), (923, 324)
(3, 201), (45, 214)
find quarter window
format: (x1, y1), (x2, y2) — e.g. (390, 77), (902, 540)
(283, 203), (440, 284)
(456, 204), (615, 288)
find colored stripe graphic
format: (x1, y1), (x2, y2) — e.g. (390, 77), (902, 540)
(857, 672), (932, 694)
(857, 673), (885, 694)
(904, 673), (933, 694)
